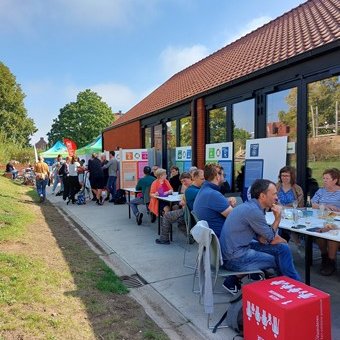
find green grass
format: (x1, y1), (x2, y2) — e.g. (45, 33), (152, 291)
(308, 160), (340, 185)
(0, 177), (35, 241)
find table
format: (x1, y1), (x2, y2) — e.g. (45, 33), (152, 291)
(156, 194), (183, 240)
(266, 209), (340, 285)
(122, 188), (141, 219)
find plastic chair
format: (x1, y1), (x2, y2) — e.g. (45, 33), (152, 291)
(183, 205), (196, 268)
(190, 221), (264, 329)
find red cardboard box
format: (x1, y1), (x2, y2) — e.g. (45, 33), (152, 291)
(243, 276), (331, 340)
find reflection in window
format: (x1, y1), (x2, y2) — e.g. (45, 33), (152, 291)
(209, 107), (227, 143)
(307, 76), (340, 187)
(144, 127), (151, 148)
(267, 88), (297, 166)
(154, 124), (162, 166)
(167, 121), (177, 170)
(180, 116), (191, 146)
(232, 99), (254, 193)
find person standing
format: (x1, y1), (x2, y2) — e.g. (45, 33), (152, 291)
(34, 156), (50, 203)
(88, 153), (105, 205)
(102, 151), (119, 202)
(51, 154), (63, 194)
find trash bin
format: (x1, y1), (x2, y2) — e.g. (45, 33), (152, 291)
(243, 276), (331, 339)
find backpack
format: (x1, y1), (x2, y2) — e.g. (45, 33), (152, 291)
(113, 189), (126, 205)
(58, 163), (66, 176)
(212, 292), (243, 337)
(76, 193), (86, 205)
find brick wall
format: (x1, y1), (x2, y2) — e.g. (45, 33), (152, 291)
(196, 98), (206, 169)
(103, 121), (142, 150)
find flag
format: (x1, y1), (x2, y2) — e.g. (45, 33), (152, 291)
(64, 138), (77, 157)
(33, 144), (38, 162)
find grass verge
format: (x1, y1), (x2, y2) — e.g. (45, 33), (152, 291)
(0, 176), (168, 339)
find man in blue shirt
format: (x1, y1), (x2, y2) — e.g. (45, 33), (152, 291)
(220, 179), (301, 294)
(193, 164), (236, 238)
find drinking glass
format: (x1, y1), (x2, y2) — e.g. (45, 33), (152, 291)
(318, 204), (325, 218)
(292, 200), (298, 210)
(292, 209), (299, 227)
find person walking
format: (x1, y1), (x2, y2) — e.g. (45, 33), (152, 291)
(34, 156), (50, 203)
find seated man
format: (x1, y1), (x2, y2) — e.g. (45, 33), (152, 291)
(220, 179), (301, 295)
(6, 161), (19, 179)
(193, 164), (235, 238)
(130, 166), (155, 225)
(155, 169), (205, 245)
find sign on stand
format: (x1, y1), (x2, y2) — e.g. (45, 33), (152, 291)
(205, 142), (233, 188)
(244, 136), (287, 193)
(119, 149), (148, 189)
(175, 146), (192, 172)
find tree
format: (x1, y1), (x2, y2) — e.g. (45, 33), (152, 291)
(0, 62), (37, 146)
(47, 89), (115, 147)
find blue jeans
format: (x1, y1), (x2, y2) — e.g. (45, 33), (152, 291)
(224, 241), (301, 281)
(52, 173), (60, 192)
(36, 179), (48, 199)
(107, 176), (117, 199)
(130, 197), (144, 216)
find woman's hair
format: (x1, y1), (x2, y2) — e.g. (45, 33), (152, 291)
(155, 168), (167, 178)
(179, 172), (191, 180)
(323, 168), (340, 185)
(204, 163), (222, 181)
(278, 166), (296, 185)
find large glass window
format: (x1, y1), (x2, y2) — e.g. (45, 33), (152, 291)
(307, 76), (340, 188)
(144, 127), (152, 148)
(267, 87), (297, 166)
(232, 99), (255, 193)
(208, 107), (227, 143)
(167, 121), (177, 170)
(154, 124), (163, 167)
(180, 116), (191, 146)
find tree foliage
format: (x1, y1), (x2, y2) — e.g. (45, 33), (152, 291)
(209, 108), (226, 143)
(0, 62), (37, 146)
(47, 89), (115, 147)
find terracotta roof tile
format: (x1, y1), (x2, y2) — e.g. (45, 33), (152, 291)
(112, 0), (340, 128)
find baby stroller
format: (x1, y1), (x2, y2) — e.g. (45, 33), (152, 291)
(76, 171), (91, 205)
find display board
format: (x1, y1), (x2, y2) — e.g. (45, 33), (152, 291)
(119, 149), (148, 189)
(244, 136), (287, 192)
(205, 142), (233, 188)
(175, 146), (192, 172)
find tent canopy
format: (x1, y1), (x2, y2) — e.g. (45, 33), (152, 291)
(40, 140), (69, 158)
(77, 135), (102, 156)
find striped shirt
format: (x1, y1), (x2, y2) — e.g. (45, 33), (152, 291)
(311, 188), (340, 210)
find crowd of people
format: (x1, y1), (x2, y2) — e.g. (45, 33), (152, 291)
(7, 153), (339, 292)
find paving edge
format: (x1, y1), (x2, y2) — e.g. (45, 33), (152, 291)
(53, 203), (206, 340)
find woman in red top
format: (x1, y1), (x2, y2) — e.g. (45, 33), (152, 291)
(148, 168), (173, 217)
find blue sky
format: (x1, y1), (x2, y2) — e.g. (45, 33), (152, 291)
(0, 0), (305, 144)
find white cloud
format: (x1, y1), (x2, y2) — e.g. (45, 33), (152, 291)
(224, 16), (272, 46)
(0, 0), (159, 33)
(160, 44), (209, 79)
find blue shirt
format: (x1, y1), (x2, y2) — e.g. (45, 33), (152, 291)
(220, 199), (276, 261)
(193, 181), (228, 238)
(184, 184), (200, 211)
(277, 187), (295, 206)
(311, 188), (340, 209)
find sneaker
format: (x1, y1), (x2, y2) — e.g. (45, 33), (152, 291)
(136, 212), (143, 225)
(249, 273), (264, 281)
(155, 239), (170, 245)
(222, 276), (241, 295)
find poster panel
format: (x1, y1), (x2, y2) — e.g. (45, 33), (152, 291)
(175, 146), (192, 173)
(205, 142), (233, 187)
(121, 161), (138, 188)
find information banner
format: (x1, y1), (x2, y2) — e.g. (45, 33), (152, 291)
(205, 142), (233, 188)
(120, 148), (148, 189)
(175, 146), (192, 173)
(244, 136), (287, 191)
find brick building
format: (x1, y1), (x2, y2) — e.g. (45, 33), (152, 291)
(103, 0), (340, 194)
